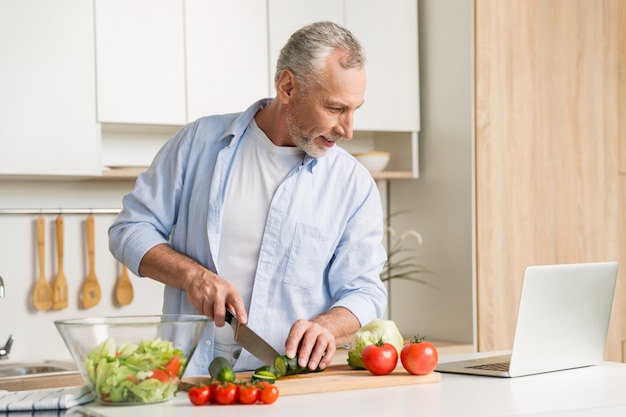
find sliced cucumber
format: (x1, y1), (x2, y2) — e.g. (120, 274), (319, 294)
(251, 373), (276, 384)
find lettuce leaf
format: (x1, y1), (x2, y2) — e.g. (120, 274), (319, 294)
(84, 337), (185, 404)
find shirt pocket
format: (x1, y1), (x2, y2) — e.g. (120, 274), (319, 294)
(284, 223), (335, 289)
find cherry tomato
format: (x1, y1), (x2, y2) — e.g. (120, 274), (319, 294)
(214, 382), (238, 405)
(164, 354), (181, 377)
(361, 340), (398, 375)
(237, 384), (259, 404)
(259, 384), (280, 404)
(188, 384), (210, 406)
(400, 336), (439, 375)
(255, 381), (271, 402)
(149, 368), (170, 383)
(208, 381), (221, 403)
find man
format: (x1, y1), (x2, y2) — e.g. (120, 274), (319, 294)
(109, 21), (388, 376)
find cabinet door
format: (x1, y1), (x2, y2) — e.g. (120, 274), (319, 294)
(94, 0), (186, 125)
(0, 0), (99, 176)
(345, 0), (419, 132)
(186, 0), (270, 121)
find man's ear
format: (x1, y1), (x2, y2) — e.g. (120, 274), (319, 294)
(276, 69), (297, 103)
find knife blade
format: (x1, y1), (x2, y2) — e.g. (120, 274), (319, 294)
(225, 310), (280, 365)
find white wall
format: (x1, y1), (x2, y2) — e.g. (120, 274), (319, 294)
(387, 0), (474, 345)
(0, 181), (164, 363)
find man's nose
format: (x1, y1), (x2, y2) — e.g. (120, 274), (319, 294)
(337, 112), (355, 140)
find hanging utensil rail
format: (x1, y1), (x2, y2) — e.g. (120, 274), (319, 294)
(0, 208), (121, 215)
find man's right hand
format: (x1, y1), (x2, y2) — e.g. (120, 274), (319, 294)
(138, 243), (248, 326)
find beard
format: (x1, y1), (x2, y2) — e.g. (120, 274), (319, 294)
(285, 107), (343, 158)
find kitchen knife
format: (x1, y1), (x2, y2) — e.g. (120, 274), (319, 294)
(225, 310), (280, 365)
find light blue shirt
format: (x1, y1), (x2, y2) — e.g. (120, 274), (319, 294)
(108, 99), (388, 375)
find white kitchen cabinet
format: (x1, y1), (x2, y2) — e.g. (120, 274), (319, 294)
(0, 0), (100, 176)
(268, 0), (420, 132)
(95, 0), (270, 126)
(94, 0), (187, 125)
(185, 0), (270, 121)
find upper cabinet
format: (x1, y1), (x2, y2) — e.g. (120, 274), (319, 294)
(0, 0), (419, 178)
(94, 0), (187, 125)
(95, 0), (270, 126)
(0, 0), (100, 176)
(268, 0), (420, 133)
(185, 0), (269, 121)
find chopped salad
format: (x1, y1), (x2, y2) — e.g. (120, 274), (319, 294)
(84, 337), (186, 404)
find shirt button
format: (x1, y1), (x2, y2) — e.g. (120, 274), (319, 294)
(205, 340), (212, 346)
(233, 349), (241, 360)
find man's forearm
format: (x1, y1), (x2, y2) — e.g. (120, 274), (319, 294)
(139, 243), (206, 291)
(312, 307), (361, 346)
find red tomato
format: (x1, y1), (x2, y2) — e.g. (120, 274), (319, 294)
(164, 354), (181, 377)
(259, 384), (280, 404)
(214, 382), (238, 405)
(255, 381), (271, 402)
(400, 336), (439, 375)
(237, 384), (259, 404)
(149, 369), (170, 383)
(188, 384), (210, 406)
(361, 341), (398, 375)
(208, 381), (221, 403)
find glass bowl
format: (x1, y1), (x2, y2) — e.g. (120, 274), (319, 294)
(55, 314), (209, 405)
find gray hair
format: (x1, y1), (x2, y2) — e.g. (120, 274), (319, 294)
(274, 21), (366, 92)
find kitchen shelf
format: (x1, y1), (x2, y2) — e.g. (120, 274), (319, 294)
(101, 166), (147, 179)
(100, 167), (415, 181)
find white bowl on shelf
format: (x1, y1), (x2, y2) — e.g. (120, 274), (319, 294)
(352, 151), (390, 172)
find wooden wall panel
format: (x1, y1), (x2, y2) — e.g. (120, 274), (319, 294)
(475, 0), (624, 360)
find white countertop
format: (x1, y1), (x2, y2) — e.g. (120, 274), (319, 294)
(78, 353), (626, 417)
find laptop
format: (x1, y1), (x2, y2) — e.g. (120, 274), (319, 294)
(436, 261), (618, 377)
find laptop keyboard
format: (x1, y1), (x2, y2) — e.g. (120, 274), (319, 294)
(466, 361), (510, 372)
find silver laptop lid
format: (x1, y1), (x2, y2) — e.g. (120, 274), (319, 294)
(508, 261), (618, 377)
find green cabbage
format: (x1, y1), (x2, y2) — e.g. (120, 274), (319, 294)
(347, 319), (404, 369)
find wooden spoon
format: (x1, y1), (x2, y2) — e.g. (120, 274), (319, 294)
(52, 215), (68, 310)
(32, 216), (53, 311)
(115, 263), (134, 306)
(81, 215), (101, 308)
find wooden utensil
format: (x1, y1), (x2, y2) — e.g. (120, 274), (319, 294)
(52, 215), (68, 310)
(32, 216), (53, 311)
(81, 215), (101, 308)
(115, 263), (134, 306)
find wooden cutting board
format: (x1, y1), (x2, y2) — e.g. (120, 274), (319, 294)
(183, 365), (440, 396)
(271, 365), (440, 395)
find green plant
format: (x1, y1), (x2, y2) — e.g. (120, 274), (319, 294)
(381, 213), (434, 288)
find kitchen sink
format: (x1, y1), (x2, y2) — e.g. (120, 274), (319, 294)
(0, 360), (79, 379)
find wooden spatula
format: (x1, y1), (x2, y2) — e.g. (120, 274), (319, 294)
(81, 215), (101, 309)
(115, 263), (134, 306)
(32, 216), (53, 311)
(52, 215), (68, 310)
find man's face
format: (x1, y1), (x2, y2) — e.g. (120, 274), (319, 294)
(286, 53), (366, 158)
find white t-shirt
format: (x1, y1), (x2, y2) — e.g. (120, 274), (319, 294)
(214, 118), (304, 362)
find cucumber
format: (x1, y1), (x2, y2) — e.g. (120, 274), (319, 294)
(254, 365), (283, 378)
(251, 373), (276, 384)
(273, 355), (323, 377)
(208, 356), (236, 383)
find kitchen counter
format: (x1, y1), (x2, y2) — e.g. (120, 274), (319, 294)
(78, 355), (626, 417)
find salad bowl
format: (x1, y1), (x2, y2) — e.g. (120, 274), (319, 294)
(55, 314), (209, 405)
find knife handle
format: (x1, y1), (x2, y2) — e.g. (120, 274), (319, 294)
(225, 309), (235, 325)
